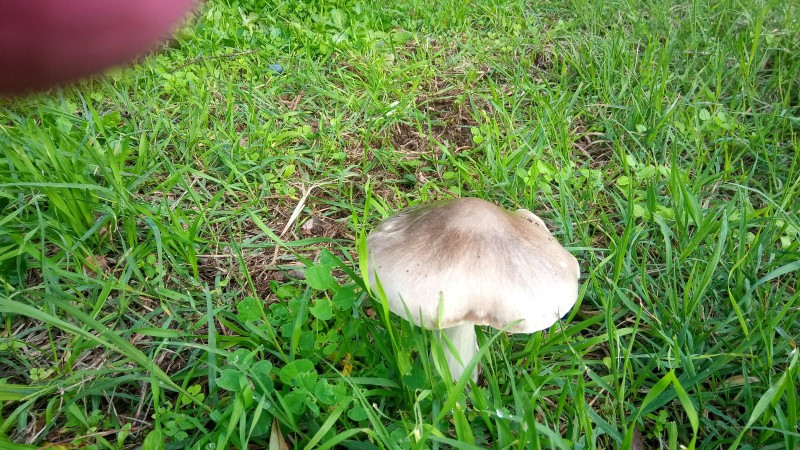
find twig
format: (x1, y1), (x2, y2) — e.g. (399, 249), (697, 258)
(271, 184), (317, 264)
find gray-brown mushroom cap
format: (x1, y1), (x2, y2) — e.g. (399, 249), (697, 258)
(366, 197), (580, 333)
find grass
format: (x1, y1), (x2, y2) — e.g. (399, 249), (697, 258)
(1, 0), (799, 448)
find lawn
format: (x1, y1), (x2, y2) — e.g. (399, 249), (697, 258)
(1, 0), (799, 448)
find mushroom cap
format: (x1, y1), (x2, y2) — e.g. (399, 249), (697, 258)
(366, 197), (580, 333)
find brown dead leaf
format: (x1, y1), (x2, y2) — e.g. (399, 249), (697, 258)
(301, 217), (325, 236)
(631, 428), (645, 450)
(270, 418), (290, 450)
(83, 255), (110, 278)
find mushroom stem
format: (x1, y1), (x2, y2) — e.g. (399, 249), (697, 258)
(442, 323), (478, 382)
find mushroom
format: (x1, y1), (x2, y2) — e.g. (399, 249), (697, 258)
(365, 197), (580, 382)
